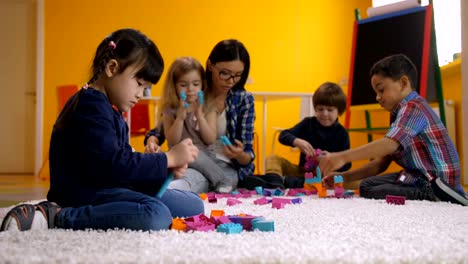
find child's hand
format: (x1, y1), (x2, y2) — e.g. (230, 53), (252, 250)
(144, 137), (161, 153)
(322, 173), (339, 189)
(223, 139), (244, 159)
(166, 138), (199, 168)
(293, 138), (315, 157)
(193, 100), (204, 119)
(172, 164), (188, 179)
(319, 152), (346, 177)
(176, 99), (188, 121)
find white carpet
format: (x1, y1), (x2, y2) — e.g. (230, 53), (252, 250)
(1, 196), (468, 264)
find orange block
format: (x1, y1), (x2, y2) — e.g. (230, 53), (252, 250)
(199, 193), (208, 200)
(210, 210), (225, 217)
(171, 218), (186, 231)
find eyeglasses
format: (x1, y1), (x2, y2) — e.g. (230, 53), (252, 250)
(213, 65), (243, 82)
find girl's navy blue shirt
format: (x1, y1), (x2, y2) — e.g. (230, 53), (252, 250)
(48, 88), (168, 207)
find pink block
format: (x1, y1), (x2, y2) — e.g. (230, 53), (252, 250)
(272, 198), (291, 204)
(304, 172), (314, 179)
(335, 187), (345, 198)
(272, 202), (285, 209)
(254, 197), (269, 205)
(227, 198), (242, 206)
(386, 195), (406, 205)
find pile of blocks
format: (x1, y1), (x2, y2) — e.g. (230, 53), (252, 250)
(171, 210), (275, 234)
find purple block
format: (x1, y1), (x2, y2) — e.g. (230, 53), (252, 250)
(291, 198), (303, 204)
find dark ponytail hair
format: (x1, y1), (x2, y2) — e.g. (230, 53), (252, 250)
(88, 28), (164, 85)
(55, 28), (164, 131)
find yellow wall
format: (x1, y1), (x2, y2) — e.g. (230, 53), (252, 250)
(440, 59), (464, 175)
(43, 0), (371, 173)
(43, 1), (465, 186)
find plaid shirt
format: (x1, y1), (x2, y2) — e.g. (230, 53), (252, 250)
(386, 91), (462, 193)
(225, 89), (256, 180)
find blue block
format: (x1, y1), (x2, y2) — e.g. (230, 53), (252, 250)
(197, 91), (204, 105)
(334, 175), (344, 183)
(273, 189), (284, 196)
(252, 220), (275, 232)
(255, 186), (263, 195)
(156, 173), (174, 198)
(217, 223), (243, 234)
(220, 135), (232, 146)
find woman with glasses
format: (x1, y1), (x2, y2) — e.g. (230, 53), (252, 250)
(168, 39), (255, 193)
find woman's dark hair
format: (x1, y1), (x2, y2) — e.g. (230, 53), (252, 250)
(313, 82), (347, 116)
(206, 39), (250, 92)
(88, 28), (164, 85)
(369, 54), (418, 90)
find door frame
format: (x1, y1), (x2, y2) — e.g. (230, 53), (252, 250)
(34, 0), (44, 175)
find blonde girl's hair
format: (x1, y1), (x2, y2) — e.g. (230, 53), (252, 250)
(158, 56), (206, 117)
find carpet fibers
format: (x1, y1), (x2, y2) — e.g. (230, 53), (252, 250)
(1, 196), (468, 263)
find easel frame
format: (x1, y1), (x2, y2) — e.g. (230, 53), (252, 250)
(345, 4), (445, 140)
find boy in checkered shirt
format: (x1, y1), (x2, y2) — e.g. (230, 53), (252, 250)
(320, 54), (467, 206)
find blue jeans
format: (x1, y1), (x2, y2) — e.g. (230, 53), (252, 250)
(55, 188), (204, 231)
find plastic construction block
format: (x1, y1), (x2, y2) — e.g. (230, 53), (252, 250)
(287, 188), (306, 196)
(217, 223), (243, 234)
(334, 187), (345, 198)
(179, 91), (189, 108)
(315, 149), (322, 156)
(220, 135), (232, 146)
(334, 175), (344, 184)
(211, 215), (231, 227)
(197, 91), (204, 105)
(199, 193), (208, 200)
(291, 198), (303, 204)
(304, 156), (318, 171)
(156, 173), (174, 198)
(228, 215), (257, 231)
(272, 198), (291, 204)
(273, 189), (284, 196)
(304, 172), (314, 179)
(253, 197), (270, 205)
(171, 217), (186, 231)
(255, 186), (263, 195)
(227, 198), (242, 206)
(179, 91), (187, 101)
(210, 210), (225, 217)
(252, 220), (275, 232)
(185, 213), (215, 232)
(186, 221), (215, 232)
(386, 195), (406, 205)
(263, 188), (276, 196)
(272, 201), (286, 209)
(184, 213), (209, 223)
(207, 192), (217, 203)
(316, 166), (322, 179)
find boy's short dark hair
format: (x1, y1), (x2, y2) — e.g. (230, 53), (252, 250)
(369, 54), (418, 90)
(313, 82), (347, 115)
